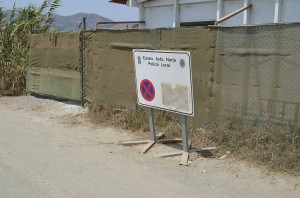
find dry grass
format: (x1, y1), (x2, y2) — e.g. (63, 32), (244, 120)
(88, 100), (181, 134)
(88, 100), (300, 175)
(195, 117), (300, 175)
(0, 63), (26, 96)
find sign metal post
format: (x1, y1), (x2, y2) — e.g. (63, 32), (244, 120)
(119, 49), (194, 165)
(148, 108), (156, 141)
(180, 115), (190, 165)
(181, 115), (189, 152)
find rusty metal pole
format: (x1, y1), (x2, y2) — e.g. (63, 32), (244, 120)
(83, 17), (87, 31)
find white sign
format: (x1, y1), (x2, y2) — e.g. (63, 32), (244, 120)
(133, 49), (194, 116)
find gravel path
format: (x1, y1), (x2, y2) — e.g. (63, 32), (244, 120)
(0, 96), (299, 198)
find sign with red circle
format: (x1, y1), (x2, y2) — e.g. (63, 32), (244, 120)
(140, 79), (155, 101)
(134, 50), (194, 116)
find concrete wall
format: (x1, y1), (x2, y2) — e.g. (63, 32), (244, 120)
(28, 24), (300, 125)
(83, 29), (161, 107)
(83, 27), (215, 126)
(144, 6), (174, 28)
(214, 24), (300, 125)
(27, 33), (81, 101)
(83, 24), (300, 125)
(133, 0), (300, 28)
(180, 1), (217, 23)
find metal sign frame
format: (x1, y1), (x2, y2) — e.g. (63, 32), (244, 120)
(133, 49), (194, 116)
(132, 49), (194, 165)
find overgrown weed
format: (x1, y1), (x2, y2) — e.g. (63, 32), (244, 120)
(191, 116), (300, 174)
(88, 100), (181, 135)
(0, 0), (61, 96)
(88, 100), (300, 174)
(0, 63), (26, 96)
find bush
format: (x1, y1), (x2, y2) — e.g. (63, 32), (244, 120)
(0, 62), (25, 95)
(0, 1), (60, 96)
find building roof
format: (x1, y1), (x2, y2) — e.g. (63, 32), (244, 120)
(109, 0), (127, 5)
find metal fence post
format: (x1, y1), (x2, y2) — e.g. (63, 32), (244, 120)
(79, 31), (85, 107)
(83, 17), (87, 31)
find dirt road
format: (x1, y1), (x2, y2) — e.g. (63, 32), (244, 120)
(0, 96), (299, 198)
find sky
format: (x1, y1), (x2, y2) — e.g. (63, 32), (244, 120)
(2, 0), (139, 21)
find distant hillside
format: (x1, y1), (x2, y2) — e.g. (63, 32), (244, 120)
(4, 10), (114, 32)
(53, 13), (113, 32)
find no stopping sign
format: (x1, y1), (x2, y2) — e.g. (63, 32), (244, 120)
(140, 79), (155, 102)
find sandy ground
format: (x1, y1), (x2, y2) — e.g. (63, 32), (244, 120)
(0, 96), (299, 198)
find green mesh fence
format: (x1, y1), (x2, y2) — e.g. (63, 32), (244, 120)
(214, 24), (300, 125)
(27, 33), (81, 101)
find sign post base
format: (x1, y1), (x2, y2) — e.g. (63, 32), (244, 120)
(180, 152), (190, 166)
(119, 109), (195, 165)
(157, 115), (191, 166)
(119, 108), (185, 154)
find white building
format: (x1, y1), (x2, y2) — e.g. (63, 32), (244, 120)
(110, 0), (300, 28)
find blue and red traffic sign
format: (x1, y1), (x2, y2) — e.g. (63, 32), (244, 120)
(140, 79), (155, 101)
(134, 50), (194, 116)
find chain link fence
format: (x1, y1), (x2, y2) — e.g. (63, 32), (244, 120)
(214, 24), (300, 125)
(26, 24), (300, 125)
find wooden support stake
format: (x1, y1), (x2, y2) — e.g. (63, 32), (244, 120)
(118, 140), (150, 146)
(156, 138), (182, 144)
(156, 152), (183, 158)
(141, 141), (156, 154)
(190, 147), (218, 153)
(156, 132), (164, 139)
